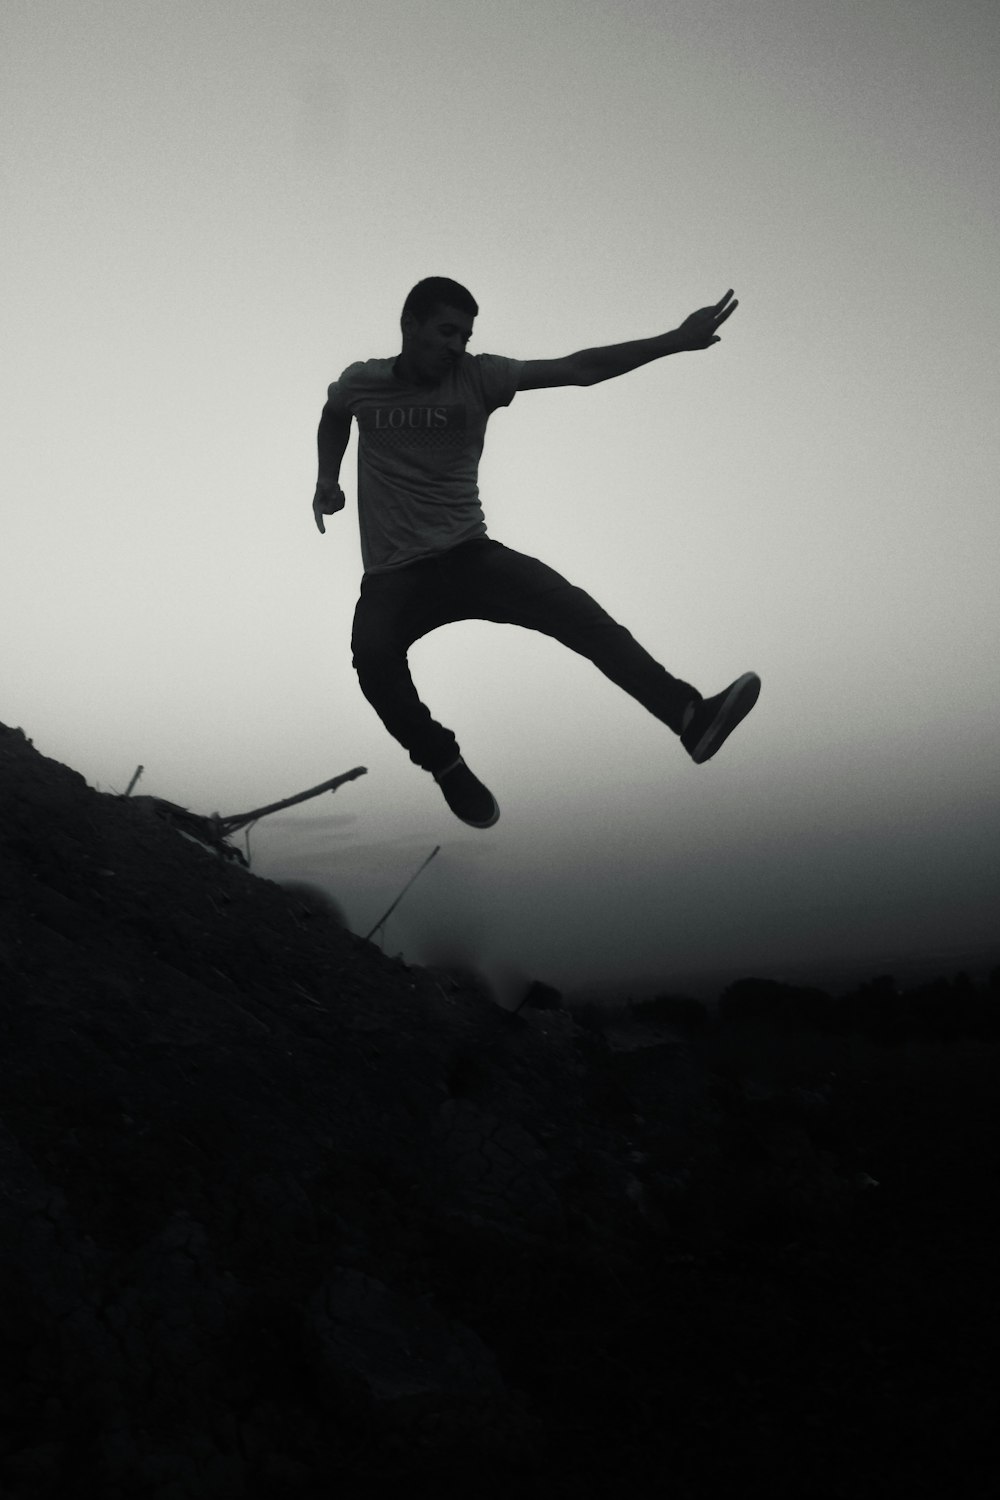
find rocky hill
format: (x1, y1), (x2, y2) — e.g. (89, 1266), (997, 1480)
(1, 720), (997, 1497)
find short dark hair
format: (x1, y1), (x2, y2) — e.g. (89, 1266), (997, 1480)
(401, 277), (478, 326)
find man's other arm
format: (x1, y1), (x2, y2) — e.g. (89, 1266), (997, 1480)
(313, 403), (352, 535)
(517, 289), (738, 390)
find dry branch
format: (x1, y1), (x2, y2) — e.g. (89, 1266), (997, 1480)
(126, 767), (368, 865)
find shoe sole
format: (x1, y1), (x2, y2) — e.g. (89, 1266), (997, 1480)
(457, 801), (500, 829)
(687, 672), (761, 764)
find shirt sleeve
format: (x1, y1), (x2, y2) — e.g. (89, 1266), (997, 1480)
(326, 363), (362, 414)
(474, 354), (523, 413)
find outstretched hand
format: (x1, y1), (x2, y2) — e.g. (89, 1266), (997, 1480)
(313, 482), (346, 534)
(676, 289), (738, 350)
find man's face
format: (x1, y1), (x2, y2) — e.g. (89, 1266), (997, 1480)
(401, 303), (474, 382)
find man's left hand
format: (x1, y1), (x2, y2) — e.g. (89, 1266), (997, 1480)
(675, 289), (738, 350)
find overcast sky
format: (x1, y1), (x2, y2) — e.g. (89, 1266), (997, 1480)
(4, 0), (998, 1004)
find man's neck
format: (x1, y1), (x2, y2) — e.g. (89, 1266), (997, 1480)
(393, 354), (428, 386)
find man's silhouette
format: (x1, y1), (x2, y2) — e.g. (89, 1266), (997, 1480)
(314, 276), (759, 827)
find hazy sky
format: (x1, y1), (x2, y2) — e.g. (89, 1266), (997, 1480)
(4, 0), (999, 1003)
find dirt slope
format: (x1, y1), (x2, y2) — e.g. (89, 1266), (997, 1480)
(1, 721), (997, 1498)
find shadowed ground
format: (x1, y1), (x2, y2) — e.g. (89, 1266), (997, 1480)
(0, 720), (997, 1497)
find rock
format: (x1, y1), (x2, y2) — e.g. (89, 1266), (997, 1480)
(307, 1266), (537, 1461)
(516, 979), (564, 1013)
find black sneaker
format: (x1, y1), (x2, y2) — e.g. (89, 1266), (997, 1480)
(433, 757), (500, 827)
(680, 672), (761, 764)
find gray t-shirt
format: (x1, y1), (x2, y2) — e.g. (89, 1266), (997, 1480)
(326, 353), (522, 574)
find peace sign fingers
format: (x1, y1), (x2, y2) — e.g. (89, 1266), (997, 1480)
(677, 290), (739, 349)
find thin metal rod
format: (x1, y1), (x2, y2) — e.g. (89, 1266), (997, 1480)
(364, 845), (441, 942)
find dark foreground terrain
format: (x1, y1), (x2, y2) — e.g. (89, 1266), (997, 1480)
(1, 720), (997, 1498)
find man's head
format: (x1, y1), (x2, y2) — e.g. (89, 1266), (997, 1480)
(397, 277), (478, 385)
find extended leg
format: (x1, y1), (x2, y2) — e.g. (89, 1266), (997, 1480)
(463, 542), (701, 733)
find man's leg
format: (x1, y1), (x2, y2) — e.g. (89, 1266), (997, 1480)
(350, 550), (502, 826)
(460, 541), (701, 733)
(458, 540), (761, 760)
(350, 560), (461, 774)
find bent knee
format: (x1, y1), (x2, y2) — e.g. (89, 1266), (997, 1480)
(351, 639), (406, 677)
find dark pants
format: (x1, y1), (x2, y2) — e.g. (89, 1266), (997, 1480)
(350, 537), (701, 775)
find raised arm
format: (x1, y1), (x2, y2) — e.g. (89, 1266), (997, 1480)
(313, 403), (352, 534)
(517, 289), (738, 390)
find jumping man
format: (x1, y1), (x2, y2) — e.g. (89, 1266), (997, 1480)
(313, 276), (760, 828)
